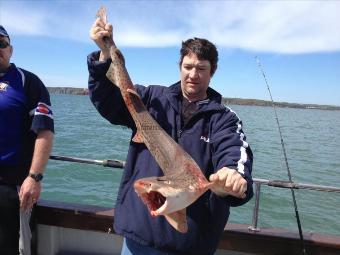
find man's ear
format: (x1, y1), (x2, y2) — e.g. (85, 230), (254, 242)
(9, 45), (13, 57)
(210, 65), (217, 77)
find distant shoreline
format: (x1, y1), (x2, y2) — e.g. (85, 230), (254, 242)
(47, 87), (340, 111)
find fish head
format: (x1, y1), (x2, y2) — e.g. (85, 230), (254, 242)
(134, 176), (209, 232)
(134, 178), (167, 213)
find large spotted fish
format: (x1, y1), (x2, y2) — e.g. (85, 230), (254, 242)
(97, 6), (214, 233)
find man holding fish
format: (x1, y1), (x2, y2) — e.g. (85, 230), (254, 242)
(88, 8), (253, 255)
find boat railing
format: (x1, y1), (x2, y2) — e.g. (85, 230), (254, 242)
(49, 154), (340, 234)
(249, 178), (340, 232)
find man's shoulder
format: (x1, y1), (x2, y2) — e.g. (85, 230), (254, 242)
(136, 84), (171, 98)
(147, 84), (169, 93)
(15, 67), (50, 101)
(17, 67), (43, 82)
(205, 102), (240, 124)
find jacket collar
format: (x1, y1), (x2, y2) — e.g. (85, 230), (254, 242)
(166, 81), (225, 113)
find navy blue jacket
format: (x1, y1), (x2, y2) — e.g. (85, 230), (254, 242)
(88, 51), (253, 255)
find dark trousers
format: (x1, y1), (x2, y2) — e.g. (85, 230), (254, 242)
(0, 183), (19, 255)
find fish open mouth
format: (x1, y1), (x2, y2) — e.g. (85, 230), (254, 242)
(140, 191), (166, 213)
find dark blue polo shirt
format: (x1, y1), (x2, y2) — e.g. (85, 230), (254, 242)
(0, 64), (54, 185)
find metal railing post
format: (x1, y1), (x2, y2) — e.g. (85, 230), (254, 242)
(249, 182), (261, 232)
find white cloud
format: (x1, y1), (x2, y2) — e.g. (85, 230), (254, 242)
(185, 1), (340, 53)
(0, 1), (92, 42)
(1, 3), (48, 35)
(1, 1), (340, 53)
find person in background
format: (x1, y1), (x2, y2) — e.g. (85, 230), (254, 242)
(88, 18), (253, 255)
(0, 25), (54, 255)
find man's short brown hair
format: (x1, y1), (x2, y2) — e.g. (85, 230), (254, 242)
(179, 38), (218, 76)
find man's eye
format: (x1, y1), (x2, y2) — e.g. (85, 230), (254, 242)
(198, 65), (209, 71)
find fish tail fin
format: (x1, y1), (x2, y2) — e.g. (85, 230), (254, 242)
(110, 47), (125, 65)
(106, 64), (118, 87)
(106, 47), (127, 84)
(164, 209), (188, 233)
(132, 131), (143, 143)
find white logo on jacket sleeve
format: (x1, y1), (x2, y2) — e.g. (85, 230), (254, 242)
(200, 135), (210, 143)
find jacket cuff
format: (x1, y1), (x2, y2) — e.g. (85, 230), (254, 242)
(87, 51), (111, 78)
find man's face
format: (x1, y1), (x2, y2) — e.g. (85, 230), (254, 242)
(0, 36), (12, 71)
(180, 53), (212, 102)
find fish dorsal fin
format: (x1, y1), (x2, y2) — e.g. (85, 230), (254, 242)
(127, 88), (141, 99)
(132, 131), (143, 143)
(164, 209), (188, 233)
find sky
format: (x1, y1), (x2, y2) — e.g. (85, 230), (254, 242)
(1, 0), (339, 106)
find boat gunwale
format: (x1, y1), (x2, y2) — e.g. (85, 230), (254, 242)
(33, 199), (340, 254)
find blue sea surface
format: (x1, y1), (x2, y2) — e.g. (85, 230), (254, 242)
(43, 94), (340, 236)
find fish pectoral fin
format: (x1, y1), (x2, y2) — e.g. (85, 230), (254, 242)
(132, 130), (144, 143)
(127, 88), (141, 99)
(164, 209), (188, 233)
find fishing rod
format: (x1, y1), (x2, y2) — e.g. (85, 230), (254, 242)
(255, 56), (306, 255)
(49, 155), (125, 169)
(254, 178), (340, 193)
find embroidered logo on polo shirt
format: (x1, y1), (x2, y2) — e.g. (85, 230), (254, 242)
(0, 82), (9, 92)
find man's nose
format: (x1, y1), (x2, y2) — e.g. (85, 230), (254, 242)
(189, 68), (199, 79)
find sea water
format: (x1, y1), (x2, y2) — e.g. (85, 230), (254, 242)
(42, 94), (340, 236)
